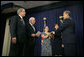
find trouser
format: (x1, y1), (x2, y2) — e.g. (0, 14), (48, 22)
(9, 42), (25, 56)
(64, 44), (77, 56)
(24, 40), (35, 56)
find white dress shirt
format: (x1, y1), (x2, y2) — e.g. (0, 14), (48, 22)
(29, 23), (36, 32)
(19, 15), (25, 24)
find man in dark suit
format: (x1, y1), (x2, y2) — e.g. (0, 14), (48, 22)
(24, 17), (37, 56)
(9, 8), (26, 56)
(57, 10), (77, 56)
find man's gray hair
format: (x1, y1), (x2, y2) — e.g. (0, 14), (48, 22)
(29, 17), (35, 22)
(17, 8), (25, 15)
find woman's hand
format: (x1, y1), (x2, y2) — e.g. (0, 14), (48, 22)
(51, 31), (55, 34)
(41, 34), (48, 39)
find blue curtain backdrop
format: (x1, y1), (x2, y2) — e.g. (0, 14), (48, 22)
(25, 4), (83, 56)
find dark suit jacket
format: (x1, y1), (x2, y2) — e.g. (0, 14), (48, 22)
(54, 29), (61, 40)
(26, 23), (37, 45)
(58, 18), (76, 44)
(24, 23), (37, 56)
(10, 15), (26, 43)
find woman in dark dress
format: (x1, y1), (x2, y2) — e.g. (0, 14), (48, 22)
(52, 24), (63, 56)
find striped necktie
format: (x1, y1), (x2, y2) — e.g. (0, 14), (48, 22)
(22, 18), (25, 24)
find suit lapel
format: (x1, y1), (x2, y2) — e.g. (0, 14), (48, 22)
(29, 24), (35, 33)
(18, 16), (25, 25)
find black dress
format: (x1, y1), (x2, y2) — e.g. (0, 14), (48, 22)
(52, 29), (63, 56)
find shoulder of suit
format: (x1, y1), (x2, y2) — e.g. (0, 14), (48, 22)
(66, 18), (72, 22)
(27, 23), (30, 25)
(11, 15), (20, 22)
(26, 23), (31, 27)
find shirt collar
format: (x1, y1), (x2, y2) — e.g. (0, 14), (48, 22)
(29, 22), (33, 26)
(19, 15), (23, 19)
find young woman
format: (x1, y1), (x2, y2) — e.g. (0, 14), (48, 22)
(41, 26), (52, 56)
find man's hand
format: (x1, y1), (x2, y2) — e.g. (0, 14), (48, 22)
(12, 37), (16, 44)
(51, 31), (55, 34)
(62, 44), (64, 48)
(31, 34), (36, 37)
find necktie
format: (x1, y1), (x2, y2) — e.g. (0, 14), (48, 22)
(22, 18), (25, 24)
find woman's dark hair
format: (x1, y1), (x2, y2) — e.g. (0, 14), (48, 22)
(43, 26), (49, 32)
(55, 23), (59, 26)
